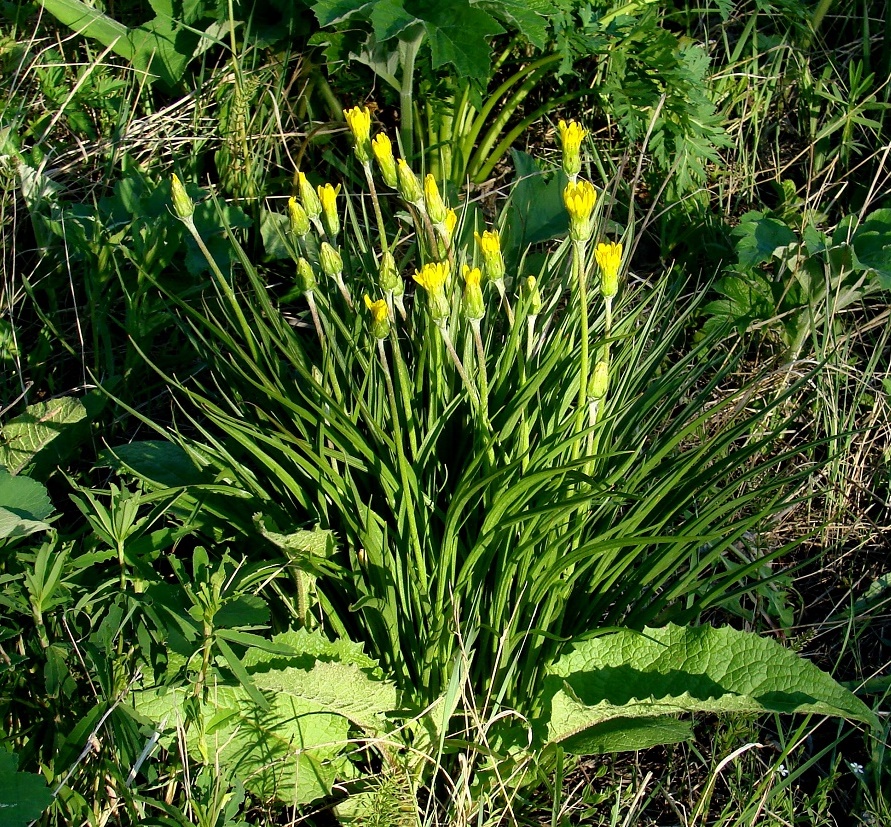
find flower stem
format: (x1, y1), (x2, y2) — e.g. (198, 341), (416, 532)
(439, 325), (479, 408)
(572, 240), (589, 461)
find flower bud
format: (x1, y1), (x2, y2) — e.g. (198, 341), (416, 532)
(563, 180), (597, 243)
(344, 106), (372, 164)
(297, 171), (322, 220)
(378, 250), (401, 293)
(317, 183), (341, 238)
(424, 174), (448, 225)
(558, 119), (587, 180)
(288, 196), (310, 237)
(371, 133), (398, 188)
(461, 265), (485, 321)
(444, 209), (458, 239)
(474, 230), (505, 283)
(413, 261), (451, 323)
(171, 174), (194, 219)
(396, 159), (424, 207)
(296, 257), (316, 292)
(364, 294), (391, 339)
(521, 276), (542, 316)
(589, 358), (609, 400)
(595, 241), (622, 299)
(319, 242), (343, 279)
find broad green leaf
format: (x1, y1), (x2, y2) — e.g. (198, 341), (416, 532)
(312, 0), (375, 27)
(478, 0), (551, 49)
(254, 515), (336, 561)
(136, 682), (354, 805)
(135, 645), (396, 804)
(100, 441), (206, 488)
(259, 208), (291, 260)
(417, 0), (504, 78)
(0, 750), (54, 826)
(0, 397), (87, 476)
(369, 0), (419, 41)
(243, 628), (382, 675)
(37, 0), (134, 59)
(0, 467), (55, 540)
(542, 624), (878, 753)
(732, 212), (797, 270)
(851, 208), (891, 287)
(502, 150), (568, 250)
(215, 594), (270, 629)
(559, 715), (693, 755)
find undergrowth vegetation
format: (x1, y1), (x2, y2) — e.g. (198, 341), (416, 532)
(2, 0), (890, 824)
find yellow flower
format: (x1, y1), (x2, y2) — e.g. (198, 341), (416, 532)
(413, 261), (450, 293)
(424, 174), (448, 224)
(461, 264), (485, 320)
(594, 241), (623, 298)
(344, 106), (372, 163)
(317, 183), (341, 238)
(171, 174), (193, 219)
(371, 133), (398, 188)
(364, 294), (390, 339)
(558, 119), (587, 179)
(563, 180), (597, 242)
(413, 261), (451, 322)
(474, 229), (505, 282)
(297, 171), (322, 220)
(396, 159), (423, 206)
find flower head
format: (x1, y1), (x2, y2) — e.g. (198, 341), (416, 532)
(462, 265), (485, 320)
(595, 241), (623, 298)
(171, 174), (193, 219)
(378, 250), (401, 293)
(474, 229), (505, 282)
(563, 180), (597, 242)
(344, 106), (372, 163)
(296, 257), (316, 292)
(371, 133), (398, 188)
(288, 196), (310, 237)
(317, 183), (341, 238)
(413, 261), (451, 322)
(558, 119), (587, 180)
(364, 294), (390, 339)
(297, 171), (322, 220)
(424, 174), (448, 225)
(319, 242), (343, 278)
(396, 159), (424, 206)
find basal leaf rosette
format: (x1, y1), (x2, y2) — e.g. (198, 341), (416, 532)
(540, 624), (877, 755)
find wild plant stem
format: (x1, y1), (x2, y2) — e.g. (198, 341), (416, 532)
(572, 240), (589, 461)
(363, 161), (389, 254)
(439, 326), (479, 408)
(471, 320), (495, 465)
(305, 291), (326, 348)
